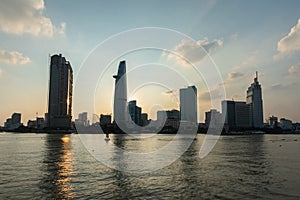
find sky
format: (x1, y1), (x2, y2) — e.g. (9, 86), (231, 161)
(0, 0), (300, 125)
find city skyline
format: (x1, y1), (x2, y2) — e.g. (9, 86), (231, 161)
(0, 57), (298, 133)
(1, 1), (300, 124)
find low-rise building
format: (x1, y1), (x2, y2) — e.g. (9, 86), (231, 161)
(280, 118), (292, 130)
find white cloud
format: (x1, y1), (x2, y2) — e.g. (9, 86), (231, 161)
(288, 63), (300, 76)
(0, 0), (66, 37)
(275, 19), (300, 58)
(230, 33), (239, 41)
(227, 72), (244, 80)
(0, 49), (31, 64)
(265, 82), (295, 91)
(164, 90), (175, 95)
(166, 38), (223, 67)
(199, 87), (224, 102)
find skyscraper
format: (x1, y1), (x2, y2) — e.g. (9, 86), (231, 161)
(128, 100), (142, 126)
(75, 112), (88, 126)
(157, 109), (180, 129)
(113, 61), (128, 127)
(222, 100), (236, 128)
(246, 72), (264, 128)
(234, 101), (250, 127)
(221, 100), (250, 128)
(205, 109), (222, 127)
(179, 86), (197, 124)
(47, 54), (73, 129)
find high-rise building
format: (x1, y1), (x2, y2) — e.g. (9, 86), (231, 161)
(11, 113), (21, 125)
(27, 117), (45, 129)
(4, 113), (22, 130)
(205, 109), (222, 127)
(222, 100), (236, 128)
(47, 54), (73, 129)
(141, 113), (149, 126)
(75, 112), (88, 126)
(246, 72), (264, 128)
(113, 61), (128, 127)
(222, 100), (250, 128)
(100, 114), (112, 126)
(128, 100), (142, 126)
(180, 86), (197, 124)
(157, 109), (180, 129)
(280, 118), (292, 130)
(235, 101), (250, 127)
(268, 115), (278, 128)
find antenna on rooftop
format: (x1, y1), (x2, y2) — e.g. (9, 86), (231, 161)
(254, 71), (258, 83)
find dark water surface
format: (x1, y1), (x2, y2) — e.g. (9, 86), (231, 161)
(0, 133), (299, 199)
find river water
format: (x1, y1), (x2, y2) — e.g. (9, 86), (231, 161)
(0, 133), (299, 199)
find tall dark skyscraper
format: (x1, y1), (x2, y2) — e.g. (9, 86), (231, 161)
(222, 100), (236, 128)
(128, 100), (142, 126)
(47, 54), (73, 129)
(246, 72), (264, 128)
(113, 61), (128, 127)
(180, 86), (197, 124)
(222, 100), (250, 128)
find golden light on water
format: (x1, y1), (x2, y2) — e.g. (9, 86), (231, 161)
(61, 135), (70, 143)
(56, 134), (74, 199)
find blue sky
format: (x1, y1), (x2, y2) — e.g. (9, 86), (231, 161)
(0, 0), (300, 124)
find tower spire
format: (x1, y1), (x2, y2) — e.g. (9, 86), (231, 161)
(254, 71), (258, 83)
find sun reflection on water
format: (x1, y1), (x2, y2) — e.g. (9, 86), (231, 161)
(41, 134), (75, 199)
(56, 134), (74, 199)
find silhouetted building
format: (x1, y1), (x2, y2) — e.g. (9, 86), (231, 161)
(222, 100), (236, 128)
(222, 100), (250, 128)
(100, 114), (112, 133)
(268, 115), (278, 128)
(128, 100), (142, 126)
(246, 72), (264, 128)
(47, 54), (73, 129)
(205, 109), (222, 127)
(157, 109), (180, 129)
(36, 117), (45, 129)
(235, 101), (250, 127)
(12, 113), (21, 124)
(4, 118), (12, 129)
(180, 86), (197, 124)
(113, 61), (128, 127)
(27, 117), (45, 129)
(100, 114), (112, 126)
(27, 120), (36, 128)
(280, 118), (292, 130)
(75, 112), (88, 126)
(141, 113), (149, 126)
(4, 113), (22, 130)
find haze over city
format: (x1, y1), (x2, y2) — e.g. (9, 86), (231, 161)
(1, 0), (300, 125)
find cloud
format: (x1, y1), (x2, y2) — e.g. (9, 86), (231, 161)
(166, 38), (223, 67)
(227, 72), (244, 80)
(199, 88), (223, 102)
(164, 90), (174, 95)
(199, 91), (211, 101)
(230, 33), (239, 41)
(0, 49), (31, 64)
(230, 94), (243, 100)
(288, 63), (300, 76)
(266, 82), (295, 91)
(0, 68), (2, 76)
(275, 19), (300, 58)
(269, 83), (285, 90)
(0, 0), (66, 37)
